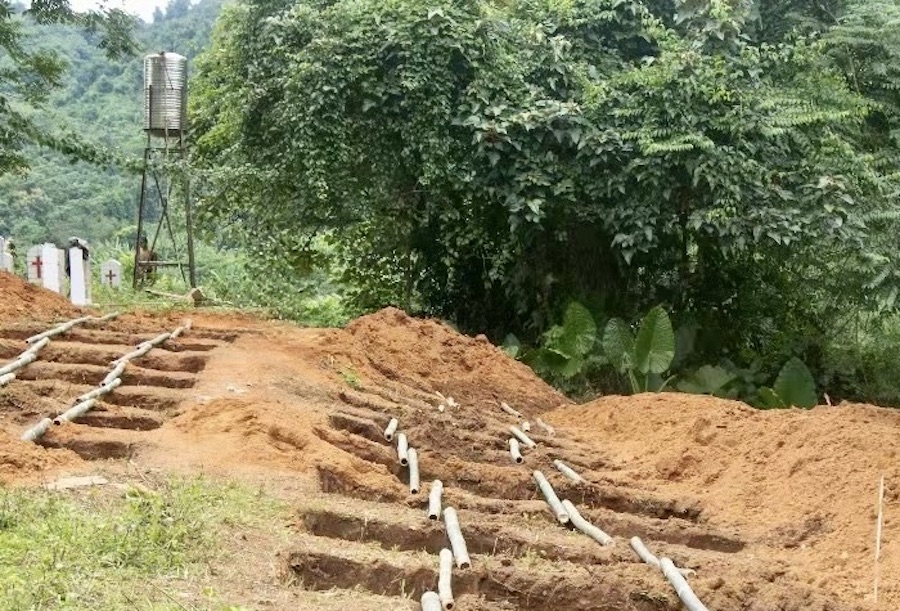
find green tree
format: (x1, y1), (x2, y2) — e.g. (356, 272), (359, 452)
(192, 0), (899, 355)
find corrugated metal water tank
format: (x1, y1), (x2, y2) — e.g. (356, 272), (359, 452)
(143, 52), (188, 136)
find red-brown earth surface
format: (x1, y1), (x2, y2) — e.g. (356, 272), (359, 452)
(1, 269), (895, 609)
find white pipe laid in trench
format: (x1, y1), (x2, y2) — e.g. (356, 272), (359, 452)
(0, 372), (16, 387)
(384, 417), (399, 441)
(25, 316), (93, 344)
(499, 401), (523, 418)
(630, 537), (695, 577)
(661, 557), (709, 611)
(54, 398), (97, 425)
(510, 426), (536, 449)
(561, 499), (613, 546)
(397, 433), (409, 466)
(24, 337), (51, 354)
(21, 418), (52, 442)
(553, 459), (587, 483)
(101, 362), (127, 386)
(74, 378), (122, 404)
(428, 480), (443, 520)
(443, 507), (471, 569)
(0, 352), (37, 377)
(509, 438), (524, 464)
(533, 470), (570, 524)
(535, 417), (555, 436)
(438, 548), (455, 610)
(421, 591), (442, 611)
(408, 448), (420, 494)
(170, 320), (192, 339)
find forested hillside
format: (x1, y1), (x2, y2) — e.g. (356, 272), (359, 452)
(0, 0), (223, 246)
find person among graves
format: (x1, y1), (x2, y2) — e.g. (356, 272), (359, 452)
(136, 234), (158, 283)
(64, 237), (90, 278)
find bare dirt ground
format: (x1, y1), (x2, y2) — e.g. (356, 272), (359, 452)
(1, 269), (895, 610)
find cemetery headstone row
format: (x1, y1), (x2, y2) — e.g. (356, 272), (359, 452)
(2, 236), (124, 305)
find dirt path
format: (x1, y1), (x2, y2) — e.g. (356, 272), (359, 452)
(0, 278), (893, 609)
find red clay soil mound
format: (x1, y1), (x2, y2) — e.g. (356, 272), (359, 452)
(546, 393), (900, 608)
(0, 430), (82, 484)
(0, 271), (81, 322)
(345, 307), (567, 413)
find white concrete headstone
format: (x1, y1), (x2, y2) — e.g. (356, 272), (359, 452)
(68, 246), (92, 306)
(41, 244), (63, 294)
(25, 243), (63, 293)
(0, 238), (13, 273)
(100, 260), (123, 288)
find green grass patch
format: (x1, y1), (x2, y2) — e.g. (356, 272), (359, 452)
(0, 476), (285, 611)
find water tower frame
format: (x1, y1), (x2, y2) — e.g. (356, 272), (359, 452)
(133, 51), (197, 289)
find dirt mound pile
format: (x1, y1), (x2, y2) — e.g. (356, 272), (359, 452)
(546, 393), (900, 607)
(0, 271), (81, 322)
(345, 307), (566, 413)
(0, 430), (82, 484)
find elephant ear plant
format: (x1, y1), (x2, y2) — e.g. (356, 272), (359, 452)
(603, 306), (676, 393)
(758, 357), (819, 408)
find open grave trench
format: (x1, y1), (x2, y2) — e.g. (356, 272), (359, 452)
(0, 317), (237, 459)
(285, 373), (856, 611)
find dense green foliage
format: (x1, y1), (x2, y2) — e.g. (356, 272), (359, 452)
(191, 0), (900, 404)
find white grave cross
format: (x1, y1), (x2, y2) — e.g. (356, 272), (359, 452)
(100, 260), (123, 288)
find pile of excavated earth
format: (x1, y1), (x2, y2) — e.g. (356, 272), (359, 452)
(1, 269), (897, 610)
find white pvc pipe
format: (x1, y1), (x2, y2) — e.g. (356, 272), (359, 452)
(147, 332), (173, 347)
(428, 480), (443, 520)
(0, 351), (36, 377)
(74, 378), (121, 404)
(0, 372), (15, 387)
(25, 316), (92, 344)
(397, 432), (409, 466)
(421, 591), (442, 611)
(443, 508), (471, 569)
(630, 537), (695, 577)
(553, 459), (587, 483)
(112, 342), (153, 366)
(509, 438), (523, 464)
(438, 548), (455, 610)
(101, 362), (127, 386)
(54, 398), (97, 425)
(661, 557), (709, 611)
(500, 401), (522, 418)
(170, 321), (191, 339)
(535, 417), (555, 436)
(510, 426), (536, 449)
(384, 417), (399, 441)
(93, 311), (121, 322)
(533, 470), (569, 524)
(21, 417), (52, 442)
(24, 337), (50, 354)
(562, 499), (613, 546)
(408, 448), (420, 494)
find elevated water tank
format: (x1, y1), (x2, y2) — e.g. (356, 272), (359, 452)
(143, 52), (188, 137)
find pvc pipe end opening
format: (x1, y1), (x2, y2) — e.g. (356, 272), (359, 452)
(428, 514), (438, 520)
(458, 561), (471, 570)
(400, 459), (409, 466)
(515, 457), (523, 464)
(384, 434), (393, 441)
(410, 487), (420, 494)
